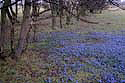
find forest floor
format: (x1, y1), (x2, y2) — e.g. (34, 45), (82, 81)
(0, 9), (125, 83)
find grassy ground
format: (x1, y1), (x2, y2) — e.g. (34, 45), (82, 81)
(1, 9), (125, 83)
(33, 9), (125, 34)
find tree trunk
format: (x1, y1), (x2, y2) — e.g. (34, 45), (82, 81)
(50, 0), (56, 29)
(32, 0), (39, 41)
(15, 0), (18, 18)
(59, 0), (63, 28)
(0, 0), (8, 56)
(10, 24), (15, 56)
(66, 1), (71, 25)
(15, 0), (31, 56)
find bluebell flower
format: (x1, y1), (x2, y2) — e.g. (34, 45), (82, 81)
(76, 80), (79, 83)
(121, 80), (125, 83)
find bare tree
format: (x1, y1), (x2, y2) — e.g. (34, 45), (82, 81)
(15, 0), (32, 56)
(15, 0), (18, 18)
(0, 0), (8, 57)
(32, 0), (40, 41)
(0, 0), (20, 58)
(49, 0), (57, 29)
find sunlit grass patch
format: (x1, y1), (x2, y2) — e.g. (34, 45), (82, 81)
(75, 72), (94, 82)
(28, 39), (50, 49)
(95, 10), (125, 24)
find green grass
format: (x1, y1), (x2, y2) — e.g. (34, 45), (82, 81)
(92, 9), (125, 31)
(65, 9), (125, 34)
(95, 10), (125, 24)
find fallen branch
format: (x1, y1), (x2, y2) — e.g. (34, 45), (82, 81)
(35, 15), (52, 21)
(38, 9), (51, 15)
(78, 17), (99, 24)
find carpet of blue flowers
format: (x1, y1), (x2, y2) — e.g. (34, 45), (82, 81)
(34, 31), (125, 83)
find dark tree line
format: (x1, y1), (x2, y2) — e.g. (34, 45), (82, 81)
(0, 0), (121, 59)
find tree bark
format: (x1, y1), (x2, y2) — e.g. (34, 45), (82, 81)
(0, 0), (9, 56)
(15, 0), (18, 18)
(32, 0), (39, 41)
(50, 0), (56, 29)
(59, 0), (63, 28)
(15, 0), (31, 56)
